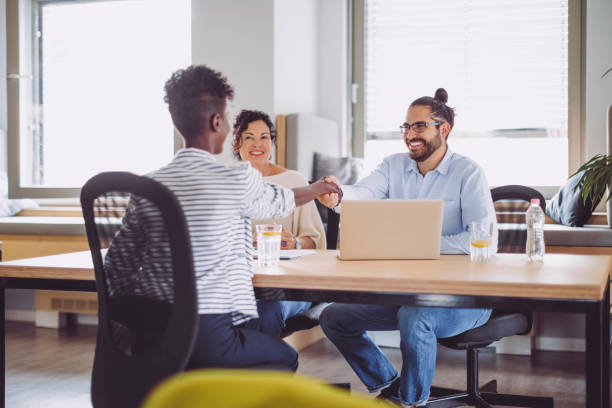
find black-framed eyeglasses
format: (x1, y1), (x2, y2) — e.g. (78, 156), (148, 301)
(399, 121), (441, 134)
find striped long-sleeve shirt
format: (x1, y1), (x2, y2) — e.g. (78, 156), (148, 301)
(104, 148), (295, 325)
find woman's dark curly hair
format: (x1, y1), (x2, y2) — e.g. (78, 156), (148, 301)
(410, 88), (456, 136)
(231, 110), (276, 160)
(163, 65), (234, 140)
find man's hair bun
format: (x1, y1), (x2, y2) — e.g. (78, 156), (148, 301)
(434, 88), (448, 104)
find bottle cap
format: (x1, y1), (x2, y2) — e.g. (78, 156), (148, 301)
(530, 198), (540, 205)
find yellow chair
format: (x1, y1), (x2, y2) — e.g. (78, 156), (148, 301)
(142, 369), (388, 408)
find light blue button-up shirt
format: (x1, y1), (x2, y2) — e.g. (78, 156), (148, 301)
(340, 148), (497, 254)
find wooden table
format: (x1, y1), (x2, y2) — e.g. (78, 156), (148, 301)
(0, 250), (610, 407)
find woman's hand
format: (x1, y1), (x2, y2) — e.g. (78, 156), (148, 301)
(280, 227), (297, 250)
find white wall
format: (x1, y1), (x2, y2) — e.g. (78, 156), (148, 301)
(191, 0), (348, 164)
(273, 0), (348, 154)
(585, 0), (612, 158)
(191, 0), (275, 164)
(316, 0), (348, 155)
(273, 0), (317, 116)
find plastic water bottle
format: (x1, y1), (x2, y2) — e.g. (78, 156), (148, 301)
(525, 198), (545, 262)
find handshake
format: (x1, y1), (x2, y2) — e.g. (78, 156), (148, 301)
(314, 175), (342, 209)
(293, 175), (342, 209)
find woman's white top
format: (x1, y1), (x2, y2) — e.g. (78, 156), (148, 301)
(253, 170), (326, 249)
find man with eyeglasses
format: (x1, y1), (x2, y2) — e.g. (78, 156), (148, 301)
(318, 88), (497, 407)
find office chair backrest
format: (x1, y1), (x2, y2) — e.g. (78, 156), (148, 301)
(488, 185), (543, 333)
(491, 184), (545, 211)
(326, 208), (340, 250)
(491, 185), (545, 254)
(81, 172), (198, 408)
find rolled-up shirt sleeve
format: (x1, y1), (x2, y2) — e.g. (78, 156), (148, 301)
(337, 158), (391, 211)
(440, 166), (497, 254)
(242, 164), (295, 220)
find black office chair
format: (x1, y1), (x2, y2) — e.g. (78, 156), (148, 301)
(492, 185), (546, 254)
(83, 172), (295, 407)
(428, 185), (553, 408)
(326, 207), (340, 250)
(81, 172), (199, 408)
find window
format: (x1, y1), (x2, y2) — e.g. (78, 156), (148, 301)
(8, 0), (190, 197)
(352, 0), (580, 194)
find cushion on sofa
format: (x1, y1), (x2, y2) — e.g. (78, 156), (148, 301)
(312, 152), (365, 185)
(545, 170), (604, 227)
(312, 152), (364, 223)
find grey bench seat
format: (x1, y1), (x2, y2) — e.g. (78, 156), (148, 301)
(0, 216), (120, 236)
(2, 217), (610, 246)
(0, 217), (86, 235)
(499, 223), (612, 247)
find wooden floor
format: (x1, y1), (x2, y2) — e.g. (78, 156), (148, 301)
(5, 321), (608, 407)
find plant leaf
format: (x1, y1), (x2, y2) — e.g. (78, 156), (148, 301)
(574, 154), (612, 210)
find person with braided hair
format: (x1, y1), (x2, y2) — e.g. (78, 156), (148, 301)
(317, 88), (497, 407)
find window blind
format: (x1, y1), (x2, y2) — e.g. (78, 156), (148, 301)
(364, 0), (568, 138)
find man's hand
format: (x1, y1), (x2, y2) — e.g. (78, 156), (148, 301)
(317, 175), (342, 208)
(292, 176), (342, 207)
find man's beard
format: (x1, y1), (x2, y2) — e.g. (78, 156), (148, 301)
(407, 130), (442, 162)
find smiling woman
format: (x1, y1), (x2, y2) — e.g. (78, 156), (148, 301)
(231, 110), (326, 251)
(231, 109), (329, 339)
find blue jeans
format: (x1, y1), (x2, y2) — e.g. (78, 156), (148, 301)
(320, 304), (491, 406)
(255, 300), (313, 337)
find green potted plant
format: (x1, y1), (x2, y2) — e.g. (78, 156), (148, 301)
(574, 153), (612, 207)
(573, 66), (612, 226)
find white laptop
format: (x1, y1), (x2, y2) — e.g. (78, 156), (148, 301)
(338, 200), (443, 260)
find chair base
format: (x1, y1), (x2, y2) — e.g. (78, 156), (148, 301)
(427, 349), (553, 408)
(429, 381), (553, 408)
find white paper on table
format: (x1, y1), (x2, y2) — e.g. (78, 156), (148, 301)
(254, 249), (317, 260)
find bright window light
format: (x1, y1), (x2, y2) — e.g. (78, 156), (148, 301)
(363, 0), (568, 187)
(26, 0), (191, 187)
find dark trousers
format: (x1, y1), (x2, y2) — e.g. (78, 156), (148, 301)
(187, 312), (298, 371)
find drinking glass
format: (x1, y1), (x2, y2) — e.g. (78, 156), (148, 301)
(470, 222), (493, 262)
(256, 224), (282, 267)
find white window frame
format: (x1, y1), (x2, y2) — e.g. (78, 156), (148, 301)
(350, 0), (584, 199)
(6, 0), (184, 199)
